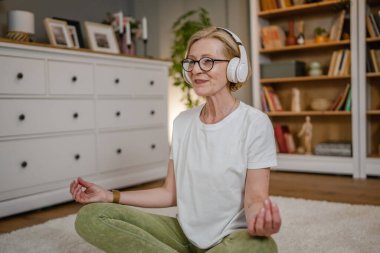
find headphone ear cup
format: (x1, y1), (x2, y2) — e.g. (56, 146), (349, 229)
(182, 69), (192, 85)
(227, 57), (239, 83)
(236, 63), (248, 83)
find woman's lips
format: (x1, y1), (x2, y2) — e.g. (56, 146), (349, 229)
(194, 79), (207, 85)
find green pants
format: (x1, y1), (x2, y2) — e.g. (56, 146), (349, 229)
(75, 203), (277, 253)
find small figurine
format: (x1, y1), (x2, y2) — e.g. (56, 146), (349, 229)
(291, 88), (301, 112)
(296, 20), (305, 45)
(298, 116), (313, 155)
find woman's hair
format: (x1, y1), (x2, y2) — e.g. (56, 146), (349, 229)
(185, 26), (251, 92)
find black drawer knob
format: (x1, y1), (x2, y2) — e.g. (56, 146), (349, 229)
(73, 112), (79, 119)
(21, 161), (28, 168)
(17, 73), (24, 79)
(149, 80), (154, 86)
(151, 144), (156, 150)
(18, 114), (26, 121)
(115, 111), (121, 117)
(72, 76), (78, 82)
(150, 110), (155, 115)
(74, 154), (81, 160)
(115, 78), (120, 84)
(116, 148), (122, 154)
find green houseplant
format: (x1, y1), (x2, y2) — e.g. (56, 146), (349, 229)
(170, 8), (211, 108)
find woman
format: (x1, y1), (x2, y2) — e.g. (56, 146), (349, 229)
(71, 26), (281, 253)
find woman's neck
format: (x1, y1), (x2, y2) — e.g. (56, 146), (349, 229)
(201, 94), (239, 124)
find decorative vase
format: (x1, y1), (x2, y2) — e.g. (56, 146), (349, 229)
(286, 19), (297, 46)
(314, 35), (328, 43)
(308, 61), (322, 76)
(119, 33), (136, 55)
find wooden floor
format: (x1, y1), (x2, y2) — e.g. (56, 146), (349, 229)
(1, 171), (379, 234)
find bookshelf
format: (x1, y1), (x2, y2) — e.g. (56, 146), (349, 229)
(250, 0), (360, 177)
(359, 0), (380, 176)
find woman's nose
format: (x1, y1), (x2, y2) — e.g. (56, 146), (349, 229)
(191, 61), (203, 74)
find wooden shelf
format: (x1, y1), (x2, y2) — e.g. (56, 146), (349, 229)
(258, 0), (341, 19)
(367, 110), (380, 115)
(366, 37), (380, 43)
(261, 75), (350, 84)
(367, 72), (380, 78)
(267, 111), (351, 116)
(259, 40), (350, 54)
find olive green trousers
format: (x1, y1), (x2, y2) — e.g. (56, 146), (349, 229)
(75, 203), (277, 253)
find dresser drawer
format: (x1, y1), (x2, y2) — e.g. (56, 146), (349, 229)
(0, 55), (45, 94)
(128, 67), (166, 96)
(95, 64), (134, 95)
(0, 99), (94, 137)
(48, 60), (94, 95)
(96, 99), (165, 129)
(0, 134), (96, 194)
(97, 128), (168, 172)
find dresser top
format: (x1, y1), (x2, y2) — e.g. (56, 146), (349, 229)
(0, 37), (171, 65)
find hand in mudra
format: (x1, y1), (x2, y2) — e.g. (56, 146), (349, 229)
(70, 177), (111, 204)
(248, 199), (281, 237)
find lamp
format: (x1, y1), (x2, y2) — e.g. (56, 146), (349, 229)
(6, 10), (35, 42)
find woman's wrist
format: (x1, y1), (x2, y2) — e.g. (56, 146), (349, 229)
(105, 190), (114, 203)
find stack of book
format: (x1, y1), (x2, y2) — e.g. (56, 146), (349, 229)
(315, 142), (352, 157)
(327, 49), (351, 76)
(329, 83), (352, 111)
(261, 26), (285, 49)
(259, 0), (293, 11)
(273, 124), (296, 154)
(261, 86), (283, 112)
(366, 10), (380, 38)
(367, 49), (380, 73)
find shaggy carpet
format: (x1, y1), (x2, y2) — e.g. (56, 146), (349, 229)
(0, 196), (379, 253)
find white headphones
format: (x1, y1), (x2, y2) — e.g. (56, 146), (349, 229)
(183, 27), (249, 85)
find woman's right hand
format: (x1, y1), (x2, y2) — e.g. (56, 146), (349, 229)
(70, 177), (112, 204)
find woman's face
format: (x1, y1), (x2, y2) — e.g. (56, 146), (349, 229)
(187, 38), (229, 97)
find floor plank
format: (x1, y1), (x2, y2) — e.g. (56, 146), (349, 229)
(1, 171), (379, 234)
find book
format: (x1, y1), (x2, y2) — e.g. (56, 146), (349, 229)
(329, 10), (346, 41)
(327, 51), (338, 76)
(263, 86), (276, 111)
(335, 83), (351, 111)
(274, 124), (288, 153)
(282, 125), (296, 153)
(344, 88), (352, 111)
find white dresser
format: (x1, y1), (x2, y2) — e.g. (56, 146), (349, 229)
(0, 40), (170, 218)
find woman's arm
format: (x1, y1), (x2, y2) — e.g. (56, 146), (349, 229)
(118, 159), (177, 208)
(244, 168), (281, 237)
(70, 159), (177, 208)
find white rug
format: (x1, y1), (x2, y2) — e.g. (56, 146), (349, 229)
(1, 196), (379, 253)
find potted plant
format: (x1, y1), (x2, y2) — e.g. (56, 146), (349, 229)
(170, 8), (211, 108)
(314, 26), (329, 43)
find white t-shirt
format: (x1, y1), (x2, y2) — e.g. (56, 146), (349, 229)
(170, 102), (277, 249)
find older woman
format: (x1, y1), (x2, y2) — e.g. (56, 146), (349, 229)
(71, 26), (281, 253)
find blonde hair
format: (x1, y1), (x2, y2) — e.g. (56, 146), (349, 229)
(185, 26), (251, 92)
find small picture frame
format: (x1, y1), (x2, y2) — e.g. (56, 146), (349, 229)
(53, 17), (85, 48)
(84, 21), (120, 54)
(44, 18), (74, 48)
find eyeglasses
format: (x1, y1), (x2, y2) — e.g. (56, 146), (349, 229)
(182, 57), (229, 72)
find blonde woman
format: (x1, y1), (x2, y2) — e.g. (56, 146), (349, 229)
(71, 26), (281, 253)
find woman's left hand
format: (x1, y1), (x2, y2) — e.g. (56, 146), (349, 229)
(247, 198), (281, 237)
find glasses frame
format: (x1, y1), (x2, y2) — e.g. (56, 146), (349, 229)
(182, 57), (229, 72)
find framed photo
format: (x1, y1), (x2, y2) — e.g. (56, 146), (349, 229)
(44, 18), (74, 48)
(53, 17), (85, 48)
(84, 21), (120, 54)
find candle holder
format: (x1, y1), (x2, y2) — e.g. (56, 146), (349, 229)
(143, 39), (148, 57)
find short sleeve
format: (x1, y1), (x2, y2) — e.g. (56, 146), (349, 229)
(247, 114), (277, 169)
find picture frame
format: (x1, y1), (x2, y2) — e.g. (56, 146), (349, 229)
(53, 17), (85, 48)
(84, 21), (120, 54)
(44, 18), (74, 48)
